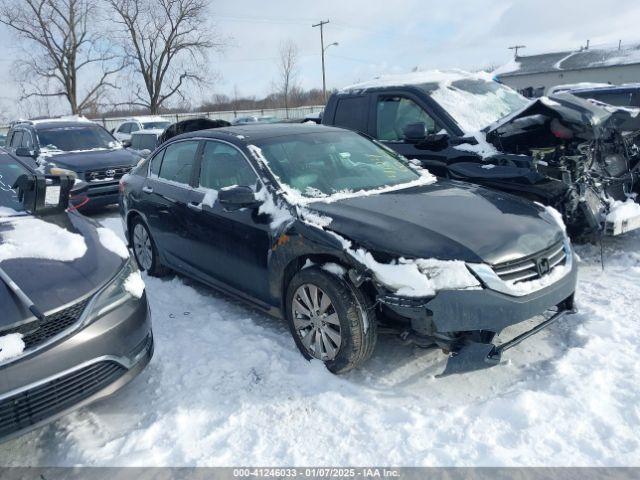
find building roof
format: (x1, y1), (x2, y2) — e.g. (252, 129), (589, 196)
(494, 43), (640, 78)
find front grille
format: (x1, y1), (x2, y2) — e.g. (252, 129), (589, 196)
(85, 166), (131, 182)
(0, 298), (89, 351)
(0, 361), (126, 438)
(492, 240), (567, 284)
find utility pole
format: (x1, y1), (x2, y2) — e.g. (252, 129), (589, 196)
(313, 19), (330, 102)
(508, 45), (526, 58)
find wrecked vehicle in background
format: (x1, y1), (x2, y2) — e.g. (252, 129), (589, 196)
(119, 123), (577, 375)
(322, 70), (640, 238)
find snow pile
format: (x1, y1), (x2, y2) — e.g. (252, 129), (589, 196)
(0, 207), (21, 217)
(97, 227), (129, 259)
(321, 262), (347, 277)
(491, 58), (521, 76)
(0, 333), (25, 362)
(539, 204), (567, 233)
(1, 213), (640, 466)
(254, 186), (293, 230)
(199, 188), (218, 208)
(506, 262), (570, 296)
(605, 198), (640, 223)
(124, 271), (145, 298)
(453, 132), (500, 158)
(0, 217), (87, 263)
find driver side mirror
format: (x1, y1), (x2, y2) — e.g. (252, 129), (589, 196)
(402, 122), (427, 142)
(14, 147), (37, 158)
(13, 173), (73, 215)
(218, 185), (261, 210)
(121, 140), (132, 148)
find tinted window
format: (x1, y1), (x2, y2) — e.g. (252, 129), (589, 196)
(199, 141), (256, 190)
(158, 141), (198, 185)
(131, 133), (158, 151)
(21, 131), (34, 149)
(150, 150), (164, 177)
(10, 131), (23, 148)
(0, 155), (30, 213)
(377, 96), (439, 141)
(37, 125), (118, 151)
(333, 96), (368, 132)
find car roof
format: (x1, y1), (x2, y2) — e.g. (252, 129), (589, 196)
(570, 83), (640, 94)
(131, 128), (165, 135)
(32, 121), (100, 129)
(172, 123), (345, 143)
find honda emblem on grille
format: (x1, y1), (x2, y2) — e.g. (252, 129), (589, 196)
(536, 257), (551, 276)
(105, 169), (116, 177)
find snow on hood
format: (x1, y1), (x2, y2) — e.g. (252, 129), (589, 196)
(0, 333), (25, 362)
(124, 271), (145, 298)
(0, 217), (87, 263)
(97, 227), (130, 259)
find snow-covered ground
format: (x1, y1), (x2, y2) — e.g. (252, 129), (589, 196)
(1, 209), (639, 466)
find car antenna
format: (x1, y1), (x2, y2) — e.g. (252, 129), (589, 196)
(0, 265), (46, 321)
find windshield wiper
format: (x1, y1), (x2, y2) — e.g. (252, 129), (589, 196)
(0, 265), (46, 321)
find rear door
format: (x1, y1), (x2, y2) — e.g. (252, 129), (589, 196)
(187, 139), (272, 303)
(140, 139), (202, 271)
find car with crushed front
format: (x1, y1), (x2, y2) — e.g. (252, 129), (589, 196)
(6, 117), (143, 210)
(0, 149), (152, 442)
(119, 123), (577, 375)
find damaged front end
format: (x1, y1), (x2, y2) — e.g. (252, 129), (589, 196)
(361, 238), (578, 375)
(450, 93), (640, 238)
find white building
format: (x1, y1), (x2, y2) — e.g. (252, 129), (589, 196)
(493, 43), (640, 97)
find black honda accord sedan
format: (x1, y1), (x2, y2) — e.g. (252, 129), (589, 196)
(120, 123), (577, 374)
(0, 150), (152, 442)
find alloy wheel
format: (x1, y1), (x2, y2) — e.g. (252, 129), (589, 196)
(292, 283), (342, 361)
(133, 223), (153, 271)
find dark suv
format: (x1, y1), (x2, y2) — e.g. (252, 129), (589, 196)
(0, 150), (153, 442)
(120, 123), (577, 375)
(6, 118), (143, 210)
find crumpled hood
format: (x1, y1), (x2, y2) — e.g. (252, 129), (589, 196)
(309, 180), (563, 265)
(0, 212), (125, 329)
(486, 93), (640, 148)
(43, 148), (141, 173)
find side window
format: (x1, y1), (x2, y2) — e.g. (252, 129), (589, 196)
(158, 141), (199, 185)
(118, 123), (131, 134)
(376, 96), (439, 141)
(21, 131), (34, 149)
(10, 131), (23, 148)
(149, 149), (164, 177)
(333, 96), (368, 132)
(199, 141), (257, 191)
(130, 123), (140, 132)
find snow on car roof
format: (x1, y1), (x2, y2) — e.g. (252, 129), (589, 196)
(14, 115), (95, 126)
(130, 128), (165, 136)
(340, 69), (492, 92)
(122, 116), (169, 123)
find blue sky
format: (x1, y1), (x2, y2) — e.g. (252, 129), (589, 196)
(2, 0), (640, 119)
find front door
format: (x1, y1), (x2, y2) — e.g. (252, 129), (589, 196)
(187, 140), (272, 303)
(373, 93), (462, 176)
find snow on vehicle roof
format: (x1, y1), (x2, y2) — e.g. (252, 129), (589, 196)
(14, 115), (94, 126)
(130, 128), (165, 136)
(340, 69), (491, 92)
(121, 116), (169, 123)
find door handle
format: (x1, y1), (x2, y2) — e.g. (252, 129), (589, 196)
(142, 186), (153, 194)
(187, 201), (202, 212)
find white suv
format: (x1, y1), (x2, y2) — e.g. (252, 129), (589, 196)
(112, 116), (172, 143)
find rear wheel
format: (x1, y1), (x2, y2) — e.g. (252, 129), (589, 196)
(285, 267), (377, 373)
(131, 218), (167, 277)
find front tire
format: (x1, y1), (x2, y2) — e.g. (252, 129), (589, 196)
(285, 267), (377, 373)
(130, 218), (167, 277)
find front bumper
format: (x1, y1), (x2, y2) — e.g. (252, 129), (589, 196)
(0, 293), (152, 443)
(378, 254), (578, 374)
(78, 182), (120, 209)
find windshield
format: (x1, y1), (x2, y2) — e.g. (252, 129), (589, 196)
(37, 125), (119, 152)
(0, 156), (30, 215)
(141, 121), (171, 130)
(424, 79), (530, 132)
(255, 130), (420, 197)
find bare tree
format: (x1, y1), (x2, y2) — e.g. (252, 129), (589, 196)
(0, 0), (124, 115)
(108, 0), (222, 114)
(276, 40), (299, 118)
